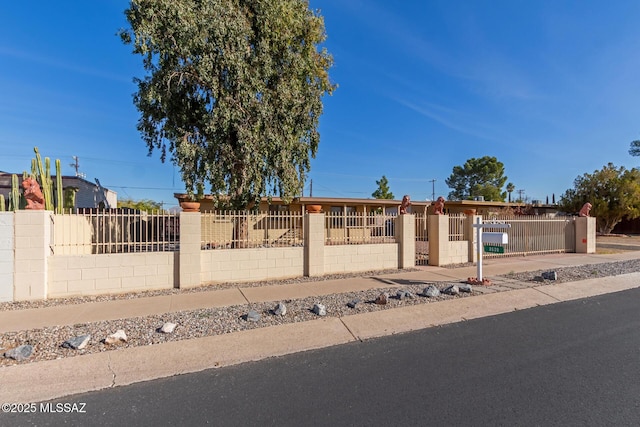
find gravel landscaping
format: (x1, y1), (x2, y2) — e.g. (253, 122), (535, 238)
(2, 259), (640, 367)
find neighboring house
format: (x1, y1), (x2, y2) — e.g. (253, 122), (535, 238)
(0, 172), (117, 209)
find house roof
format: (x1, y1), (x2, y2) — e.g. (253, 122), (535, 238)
(265, 196), (432, 207)
(0, 173), (111, 191)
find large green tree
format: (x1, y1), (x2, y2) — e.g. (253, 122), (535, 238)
(120, 0), (335, 209)
(445, 156), (508, 201)
(372, 175), (394, 199)
(559, 163), (640, 234)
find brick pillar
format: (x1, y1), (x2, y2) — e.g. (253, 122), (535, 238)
(466, 215), (481, 263)
(304, 213), (325, 277)
(396, 214), (415, 268)
(428, 214), (449, 266)
(178, 212), (201, 288)
(575, 216), (596, 253)
(14, 210), (51, 301)
(0, 212), (14, 302)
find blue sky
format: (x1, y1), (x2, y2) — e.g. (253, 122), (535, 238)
(2, 1), (640, 209)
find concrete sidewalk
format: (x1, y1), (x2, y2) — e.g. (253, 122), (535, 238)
(1, 251), (639, 403)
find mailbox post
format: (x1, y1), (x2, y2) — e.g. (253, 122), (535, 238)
(473, 217), (511, 282)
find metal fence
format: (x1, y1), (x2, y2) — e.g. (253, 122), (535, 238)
(415, 213), (429, 265)
(483, 215), (576, 257)
(201, 210), (304, 249)
(52, 209), (180, 254)
(325, 212), (397, 245)
(449, 213), (467, 241)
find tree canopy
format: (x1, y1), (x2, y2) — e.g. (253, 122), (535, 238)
(117, 198), (163, 212)
(445, 156), (508, 201)
(629, 140), (640, 157)
(372, 175), (394, 199)
(120, 0), (335, 209)
(558, 163), (640, 234)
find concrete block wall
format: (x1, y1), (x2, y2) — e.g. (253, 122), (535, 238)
(48, 252), (176, 298)
(445, 241), (468, 265)
(201, 247), (304, 283)
(179, 212), (201, 288)
(324, 244), (397, 274)
(0, 212), (14, 302)
(576, 216), (596, 253)
(428, 215), (449, 266)
(14, 211), (51, 301)
(428, 214), (473, 266)
(396, 214), (415, 268)
(304, 213), (325, 277)
(4, 211), (418, 301)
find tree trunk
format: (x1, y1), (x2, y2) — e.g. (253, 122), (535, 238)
(233, 213), (249, 249)
(598, 218), (621, 235)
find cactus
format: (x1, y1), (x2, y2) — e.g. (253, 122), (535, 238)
(33, 147), (54, 211)
(64, 188), (77, 211)
(9, 174), (20, 211)
(0, 194), (4, 212)
(56, 159), (63, 214)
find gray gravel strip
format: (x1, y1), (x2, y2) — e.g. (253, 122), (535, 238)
(2, 259), (639, 367)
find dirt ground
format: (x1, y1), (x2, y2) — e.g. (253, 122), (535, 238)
(596, 234), (640, 253)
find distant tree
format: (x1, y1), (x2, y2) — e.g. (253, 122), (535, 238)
(372, 175), (394, 199)
(558, 163), (640, 234)
(118, 198), (163, 212)
(120, 0), (335, 209)
(506, 182), (515, 203)
(629, 140), (640, 157)
(445, 156), (508, 201)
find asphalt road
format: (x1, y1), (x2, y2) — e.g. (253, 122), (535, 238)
(4, 287), (640, 426)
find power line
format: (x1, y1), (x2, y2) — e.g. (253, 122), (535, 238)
(105, 185), (182, 190)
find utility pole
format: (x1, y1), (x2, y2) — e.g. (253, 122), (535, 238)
(70, 156), (80, 176)
(310, 179), (313, 197)
(428, 179), (436, 201)
(70, 156), (85, 178)
(516, 189), (526, 202)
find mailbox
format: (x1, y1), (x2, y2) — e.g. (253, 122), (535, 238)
(482, 232), (508, 244)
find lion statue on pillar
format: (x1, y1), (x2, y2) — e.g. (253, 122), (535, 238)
(399, 195), (411, 214)
(433, 196), (445, 215)
(579, 202), (592, 217)
(22, 177), (45, 210)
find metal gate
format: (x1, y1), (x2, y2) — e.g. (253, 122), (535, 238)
(483, 215), (576, 258)
(415, 213), (429, 265)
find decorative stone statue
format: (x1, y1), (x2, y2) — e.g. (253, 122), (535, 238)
(22, 177), (45, 210)
(579, 202), (592, 217)
(399, 195), (411, 214)
(433, 196), (445, 215)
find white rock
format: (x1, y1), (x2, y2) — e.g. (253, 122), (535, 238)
(313, 303), (326, 316)
(274, 303), (287, 316)
(160, 322), (177, 334)
(104, 329), (127, 345)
